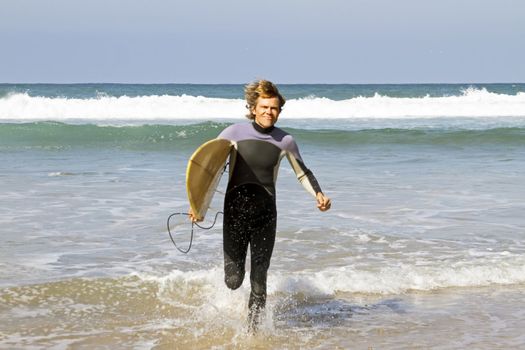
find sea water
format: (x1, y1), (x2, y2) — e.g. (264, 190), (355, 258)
(1, 83), (525, 349)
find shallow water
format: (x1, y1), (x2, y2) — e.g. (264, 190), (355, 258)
(1, 83), (525, 348)
(1, 136), (524, 348)
(2, 277), (525, 349)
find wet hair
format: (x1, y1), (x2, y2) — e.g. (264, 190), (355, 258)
(244, 80), (286, 119)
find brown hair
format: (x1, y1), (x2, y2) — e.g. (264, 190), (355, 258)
(244, 80), (286, 119)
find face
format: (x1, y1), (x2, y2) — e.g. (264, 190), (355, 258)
(251, 96), (281, 128)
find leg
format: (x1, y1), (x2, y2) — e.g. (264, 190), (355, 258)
(223, 184), (277, 332)
(248, 215), (276, 311)
(223, 187), (250, 290)
(247, 189), (277, 329)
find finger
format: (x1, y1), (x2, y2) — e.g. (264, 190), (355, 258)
(319, 201), (331, 211)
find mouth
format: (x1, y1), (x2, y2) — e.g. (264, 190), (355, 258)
(258, 115), (275, 125)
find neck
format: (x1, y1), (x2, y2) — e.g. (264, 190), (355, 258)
(252, 121), (275, 134)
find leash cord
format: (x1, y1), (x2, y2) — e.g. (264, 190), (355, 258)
(168, 161), (228, 253)
(167, 211), (223, 254)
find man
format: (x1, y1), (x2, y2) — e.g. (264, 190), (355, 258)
(190, 80), (331, 329)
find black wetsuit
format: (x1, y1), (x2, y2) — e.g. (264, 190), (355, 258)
(218, 122), (323, 313)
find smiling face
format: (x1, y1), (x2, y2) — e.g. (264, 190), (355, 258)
(251, 96), (281, 129)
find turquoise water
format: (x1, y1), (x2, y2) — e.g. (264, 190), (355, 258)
(2, 83), (525, 99)
(1, 122), (525, 151)
(1, 84), (525, 348)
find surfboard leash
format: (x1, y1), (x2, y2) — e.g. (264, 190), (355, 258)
(168, 161), (229, 253)
(167, 211), (223, 254)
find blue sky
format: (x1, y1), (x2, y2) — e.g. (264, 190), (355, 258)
(1, 0), (523, 83)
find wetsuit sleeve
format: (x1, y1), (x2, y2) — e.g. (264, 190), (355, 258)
(217, 125), (234, 140)
(284, 138), (323, 197)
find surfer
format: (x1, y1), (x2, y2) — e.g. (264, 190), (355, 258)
(190, 80), (331, 330)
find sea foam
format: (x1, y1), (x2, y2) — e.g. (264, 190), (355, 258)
(137, 253), (525, 298)
(1, 88), (525, 121)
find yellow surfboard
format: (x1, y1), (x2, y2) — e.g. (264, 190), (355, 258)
(186, 138), (233, 221)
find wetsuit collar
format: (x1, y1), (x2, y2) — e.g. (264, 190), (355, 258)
(252, 121), (275, 134)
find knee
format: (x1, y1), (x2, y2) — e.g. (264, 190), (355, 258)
(225, 273), (244, 290)
(224, 253), (246, 290)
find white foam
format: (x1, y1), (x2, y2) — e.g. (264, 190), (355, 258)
(134, 268), (252, 331)
(286, 88), (525, 118)
(270, 258), (525, 295)
(1, 88), (525, 121)
(0, 93), (243, 120)
(136, 254), (525, 299)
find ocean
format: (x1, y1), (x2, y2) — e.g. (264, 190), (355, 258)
(1, 83), (525, 349)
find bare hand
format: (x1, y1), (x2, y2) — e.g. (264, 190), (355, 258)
(316, 192), (331, 211)
(188, 208), (203, 222)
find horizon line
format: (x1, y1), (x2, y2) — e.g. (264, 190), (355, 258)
(1, 81), (524, 85)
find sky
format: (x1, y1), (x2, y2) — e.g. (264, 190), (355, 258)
(1, 0), (524, 84)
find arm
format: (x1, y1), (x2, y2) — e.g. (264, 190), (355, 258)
(285, 139), (331, 211)
(286, 152), (322, 196)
